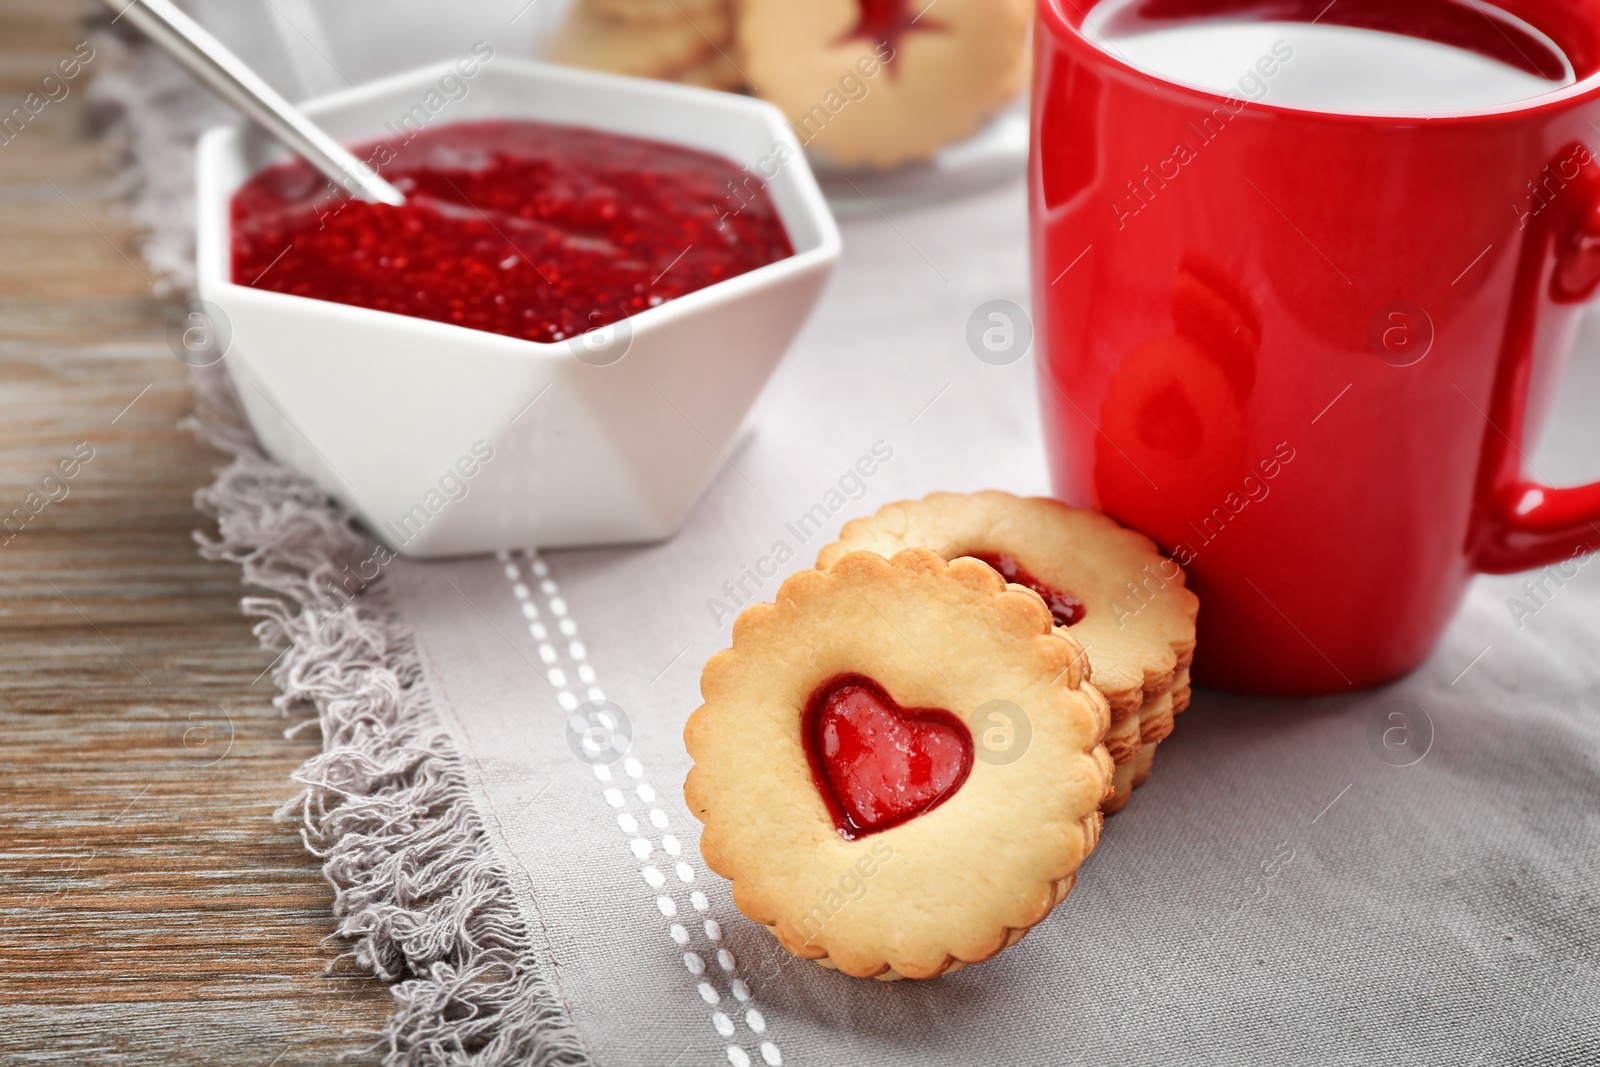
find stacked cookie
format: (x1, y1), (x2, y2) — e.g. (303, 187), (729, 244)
(548, 0), (1033, 168)
(685, 492), (1199, 980)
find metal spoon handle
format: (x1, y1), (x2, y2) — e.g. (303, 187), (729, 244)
(106, 0), (406, 206)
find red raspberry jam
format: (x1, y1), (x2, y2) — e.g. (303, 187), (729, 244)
(967, 552), (1086, 627)
(802, 674), (974, 840)
(231, 119), (794, 344)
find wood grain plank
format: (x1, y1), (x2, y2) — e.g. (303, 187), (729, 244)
(0, 5), (392, 1064)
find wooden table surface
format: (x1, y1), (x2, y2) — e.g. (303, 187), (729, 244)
(0, 3), (392, 1063)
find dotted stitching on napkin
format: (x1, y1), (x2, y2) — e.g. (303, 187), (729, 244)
(500, 549), (783, 1067)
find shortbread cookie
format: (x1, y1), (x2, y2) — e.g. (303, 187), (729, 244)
(818, 492), (1198, 810)
(737, 0), (1032, 168)
(547, 1), (730, 80)
(685, 548), (1112, 980)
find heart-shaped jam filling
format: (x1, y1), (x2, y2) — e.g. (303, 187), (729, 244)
(966, 552), (1086, 627)
(802, 674), (974, 839)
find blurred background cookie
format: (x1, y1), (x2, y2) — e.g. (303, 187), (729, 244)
(543, 0), (1032, 171)
(589, 0), (729, 25)
(674, 48), (746, 91)
(547, 0), (732, 81)
(737, 0), (1032, 168)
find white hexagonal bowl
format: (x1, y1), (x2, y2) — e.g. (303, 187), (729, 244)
(196, 59), (840, 558)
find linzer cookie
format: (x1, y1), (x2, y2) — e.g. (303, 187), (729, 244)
(684, 548), (1111, 979)
(818, 492), (1198, 813)
(737, 0), (1033, 167)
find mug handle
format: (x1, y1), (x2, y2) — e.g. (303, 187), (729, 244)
(1471, 147), (1600, 574)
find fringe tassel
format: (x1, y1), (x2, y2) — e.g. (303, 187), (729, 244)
(186, 365), (591, 1067)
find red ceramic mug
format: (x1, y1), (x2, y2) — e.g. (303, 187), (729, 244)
(1031, 0), (1600, 695)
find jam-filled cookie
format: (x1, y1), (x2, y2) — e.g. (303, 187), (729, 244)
(684, 548), (1111, 979)
(737, 0), (1032, 168)
(818, 492), (1198, 814)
